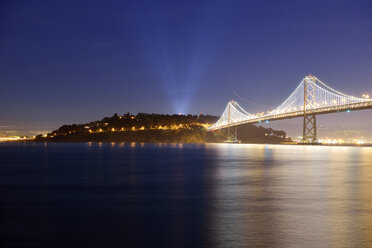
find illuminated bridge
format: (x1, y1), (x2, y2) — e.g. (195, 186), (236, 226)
(209, 75), (372, 144)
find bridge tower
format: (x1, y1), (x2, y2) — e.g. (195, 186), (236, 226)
(226, 100), (238, 143)
(301, 75), (318, 144)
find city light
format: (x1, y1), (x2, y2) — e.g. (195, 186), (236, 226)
(0, 136), (34, 142)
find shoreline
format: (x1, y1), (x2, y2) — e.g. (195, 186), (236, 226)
(2, 140), (372, 147)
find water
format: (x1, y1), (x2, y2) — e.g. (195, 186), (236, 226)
(1, 142), (372, 248)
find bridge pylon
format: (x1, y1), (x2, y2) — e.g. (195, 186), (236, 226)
(302, 114), (317, 143)
(227, 125), (238, 142)
(301, 75), (319, 144)
(225, 100), (239, 143)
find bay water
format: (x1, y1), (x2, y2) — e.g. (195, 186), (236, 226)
(1, 142), (372, 247)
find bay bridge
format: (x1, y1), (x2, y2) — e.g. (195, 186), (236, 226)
(208, 75), (372, 144)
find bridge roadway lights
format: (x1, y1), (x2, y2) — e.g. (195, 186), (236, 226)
(300, 114), (319, 145)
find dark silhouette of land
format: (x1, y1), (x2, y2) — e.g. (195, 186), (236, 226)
(34, 113), (288, 143)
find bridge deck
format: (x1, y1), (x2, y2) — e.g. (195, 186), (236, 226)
(209, 101), (372, 130)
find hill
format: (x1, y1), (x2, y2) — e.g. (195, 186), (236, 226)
(34, 113), (288, 143)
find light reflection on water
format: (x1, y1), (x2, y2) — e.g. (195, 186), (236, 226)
(0, 143), (372, 248)
(207, 144), (372, 248)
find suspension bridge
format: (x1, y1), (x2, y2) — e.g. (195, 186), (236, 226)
(208, 75), (372, 144)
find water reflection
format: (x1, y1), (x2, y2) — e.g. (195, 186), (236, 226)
(208, 144), (372, 248)
(1, 143), (372, 248)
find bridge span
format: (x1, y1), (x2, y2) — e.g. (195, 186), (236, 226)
(208, 75), (372, 144)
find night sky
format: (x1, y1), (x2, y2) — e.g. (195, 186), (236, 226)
(1, 0), (371, 136)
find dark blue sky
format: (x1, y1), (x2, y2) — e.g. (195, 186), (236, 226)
(1, 0), (371, 133)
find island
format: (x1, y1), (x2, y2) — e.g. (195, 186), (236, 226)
(34, 113), (289, 143)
